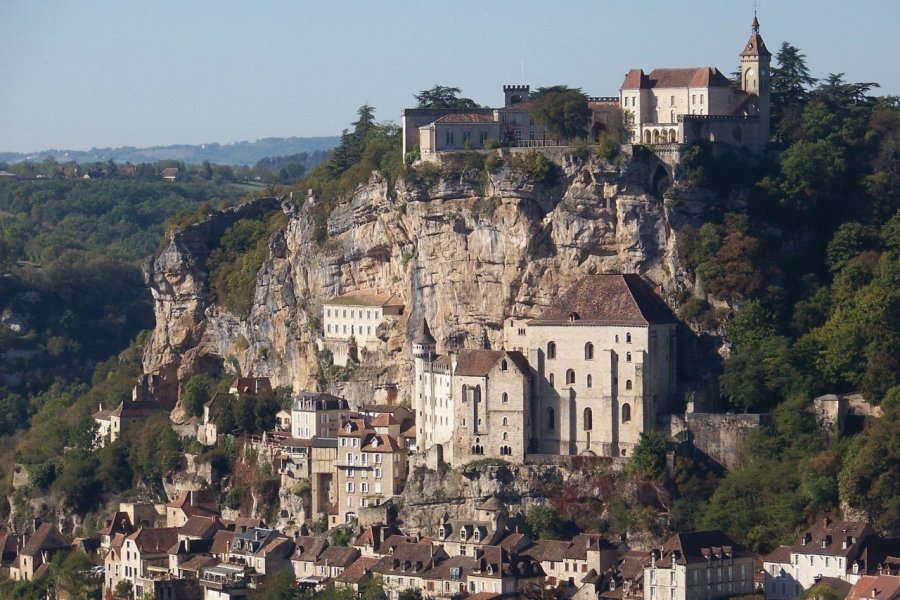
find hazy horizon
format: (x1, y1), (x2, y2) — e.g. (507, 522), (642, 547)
(3, 0), (898, 153)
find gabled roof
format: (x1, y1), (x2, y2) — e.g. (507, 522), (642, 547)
(231, 377), (273, 396)
(316, 545), (360, 568)
(294, 535), (329, 562)
(454, 349), (528, 377)
(178, 515), (225, 540)
(99, 512), (133, 537)
(791, 519), (874, 558)
(127, 527), (179, 554)
(111, 399), (165, 418)
(21, 523), (68, 556)
(336, 556), (380, 583)
(847, 575), (900, 600)
(362, 433), (402, 453)
(621, 67), (732, 90)
(529, 274), (675, 326)
(327, 290), (404, 308)
(210, 530), (237, 555)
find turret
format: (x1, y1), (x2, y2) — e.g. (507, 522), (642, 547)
(412, 318), (436, 361)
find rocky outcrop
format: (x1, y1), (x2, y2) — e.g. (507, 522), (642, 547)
(143, 150), (714, 407)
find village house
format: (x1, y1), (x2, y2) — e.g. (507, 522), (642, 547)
(290, 391), (350, 440)
(224, 527), (294, 575)
(9, 523), (69, 582)
(119, 527), (179, 599)
(166, 490), (220, 528)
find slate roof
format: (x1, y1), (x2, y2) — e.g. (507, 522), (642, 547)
(21, 523), (68, 556)
(413, 318), (436, 346)
(529, 274), (675, 326)
(293, 391), (349, 412)
(656, 530), (750, 567)
(764, 545), (792, 564)
(791, 520), (874, 558)
(621, 67), (733, 90)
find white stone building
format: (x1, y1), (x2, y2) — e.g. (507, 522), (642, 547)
(620, 16), (771, 147)
(323, 291), (404, 366)
(290, 391), (350, 440)
(644, 531), (755, 600)
(763, 519), (881, 599)
(521, 274), (677, 458)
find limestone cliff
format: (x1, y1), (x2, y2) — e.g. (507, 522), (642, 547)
(143, 150), (714, 409)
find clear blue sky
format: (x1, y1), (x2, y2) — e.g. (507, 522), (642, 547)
(2, 0), (897, 153)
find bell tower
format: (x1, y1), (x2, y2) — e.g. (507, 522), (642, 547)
(739, 13), (772, 143)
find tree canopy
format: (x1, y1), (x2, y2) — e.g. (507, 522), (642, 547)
(528, 86), (591, 141)
(414, 85), (480, 109)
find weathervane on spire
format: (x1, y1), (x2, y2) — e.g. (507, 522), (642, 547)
(752, 1), (760, 33)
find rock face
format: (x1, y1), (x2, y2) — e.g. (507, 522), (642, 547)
(144, 151), (711, 408)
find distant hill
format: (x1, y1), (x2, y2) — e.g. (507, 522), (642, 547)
(0, 136), (340, 166)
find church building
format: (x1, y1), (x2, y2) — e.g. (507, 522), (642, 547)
(413, 274), (677, 465)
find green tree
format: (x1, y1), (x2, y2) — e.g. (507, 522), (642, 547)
(528, 86), (591, 141)
(114, 580), (133, 599)
(525, 505), (563, 539)
(770, 43), (817, 143)
(54, 550), (101, 600)
(399, 589), (423, 600)
(626, 431), (669, 480)
(359, 576), (387, 600)
(54, 450), (101, 514)
(414, 85), (480, 109)
(182, 373), (214, 417)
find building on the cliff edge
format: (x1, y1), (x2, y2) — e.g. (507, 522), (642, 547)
(413, 274), (677, 466)
(322, 290), (405, 367)
(404, 14), (770, 156)
(620, 15), (770, 148)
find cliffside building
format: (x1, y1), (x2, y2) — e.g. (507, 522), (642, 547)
(413, 274), (676, 465)
(620, 16), (770, 147)
(323, 290), (404, 367)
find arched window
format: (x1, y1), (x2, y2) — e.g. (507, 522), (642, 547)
(566, 369), (575, 385)
(501, 392), (509, 403)
(626, 352), (632, 363)
(585, 342), (594, 360)
(547, 408), (555, 431)
(626, 333), (632, 343)
(569, 312), (579, 321)
(626, 380), (633, 390)
(622, 403), (631, 423)
(547, 342), (556, 359)
(502, 431), (508, 441)
(586, 374), (593, 388)
(549, 374), (555, 388)
(502, 417), (508, 426)
(584, 408), (593, 431)
(500, 359), (508, 371)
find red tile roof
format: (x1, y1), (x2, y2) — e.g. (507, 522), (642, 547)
(127, 527), (179, 554)
(336, 555), (380, 583)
